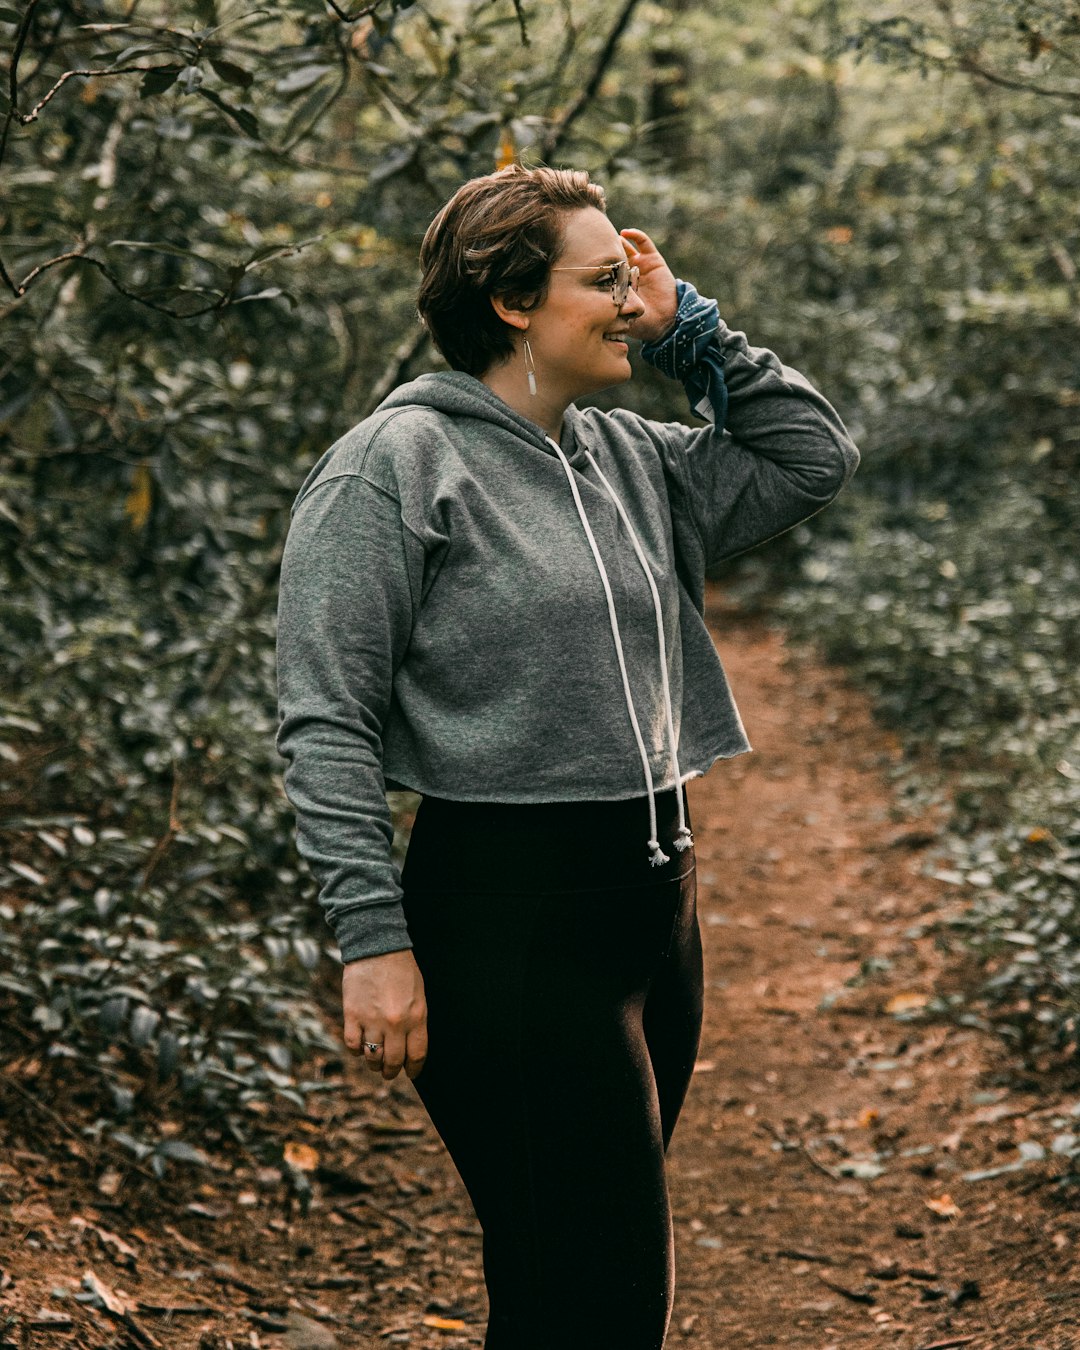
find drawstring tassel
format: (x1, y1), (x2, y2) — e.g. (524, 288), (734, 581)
(648, 839), (670, 867)
(583, 449), (697, 875)
(672, 825), (694, 852)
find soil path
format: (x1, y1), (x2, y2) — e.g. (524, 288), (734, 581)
(663, 590), (1078, 1349)
(2, 586), (1078, 1349)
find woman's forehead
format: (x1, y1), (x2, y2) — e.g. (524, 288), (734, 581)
(558, 208), (624, 266)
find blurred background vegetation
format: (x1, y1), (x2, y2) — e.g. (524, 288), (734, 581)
(2, 0), (1078, 1162)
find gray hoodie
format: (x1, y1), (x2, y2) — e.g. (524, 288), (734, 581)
(275, 294), (860, 963)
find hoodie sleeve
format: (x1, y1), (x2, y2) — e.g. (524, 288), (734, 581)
(275, 471), (420, 964)
(640, 279), (860, 565)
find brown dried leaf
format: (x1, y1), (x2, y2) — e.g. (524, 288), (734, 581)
(283, 1141), (320, 1172)
(81, 1268), (135, 1315)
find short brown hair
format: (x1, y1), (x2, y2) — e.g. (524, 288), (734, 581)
(416, 164), (607, 377)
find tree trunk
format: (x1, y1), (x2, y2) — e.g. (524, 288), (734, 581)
(647, 0), (693, 169)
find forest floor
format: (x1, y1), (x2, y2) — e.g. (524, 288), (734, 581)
(3, 584), (1080, 1350)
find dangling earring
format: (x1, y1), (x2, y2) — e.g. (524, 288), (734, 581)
(522, 336), (537, 397)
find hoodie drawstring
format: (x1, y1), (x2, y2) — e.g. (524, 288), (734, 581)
(547, 436), (694, 866)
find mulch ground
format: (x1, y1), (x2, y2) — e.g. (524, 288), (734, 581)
(2, 583), (1078, 1349)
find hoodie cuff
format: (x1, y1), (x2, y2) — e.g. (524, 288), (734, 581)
(639, 279), (728, 427)
(335, 900), (414, 965)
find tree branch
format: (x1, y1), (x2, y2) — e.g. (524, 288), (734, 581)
(1, 0), (42, 168)
(10, 64), (187, 125)
(509, 0), (529, 47)
(0, 248), (244, 315)
(535, 0), (644, 163)
(953, 52), (1079, 103)
(360, 324), (431, 417)
(322, 0), (388, 25)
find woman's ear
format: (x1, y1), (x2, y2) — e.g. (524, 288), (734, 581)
(489, 293), (531, 331)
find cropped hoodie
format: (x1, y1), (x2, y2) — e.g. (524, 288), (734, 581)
(275, 281), (861, 962)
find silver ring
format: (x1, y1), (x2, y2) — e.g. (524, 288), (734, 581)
(364, 1041), (382, 1053)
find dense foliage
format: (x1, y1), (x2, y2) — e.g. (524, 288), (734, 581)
(2, 0), (1077, 1161)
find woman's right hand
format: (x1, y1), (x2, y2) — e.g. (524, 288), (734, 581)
(342, 949), (428, 1081)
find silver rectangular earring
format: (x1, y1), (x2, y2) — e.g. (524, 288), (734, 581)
(523, 336), (537, 396)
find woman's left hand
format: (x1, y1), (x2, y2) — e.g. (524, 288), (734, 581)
(619, 228), (679, 344)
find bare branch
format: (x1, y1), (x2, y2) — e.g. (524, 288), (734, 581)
(12, 65), (185, 125)
(360, 324), (431, 416)
(535, 0), (644, 163)
(321, 0), (386, 25)
(1, 248), (256, 317)
(139, 761), (184, 892)
(894, 3), (1079, 105)
(1, 0), (43, 167)
(509, 0), (530, 47)
(953, 52), (1080, 103)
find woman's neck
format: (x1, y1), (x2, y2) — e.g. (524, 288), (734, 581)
(480, 362), (568, 445)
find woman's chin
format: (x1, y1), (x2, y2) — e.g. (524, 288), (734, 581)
(581, 361), (633, 396)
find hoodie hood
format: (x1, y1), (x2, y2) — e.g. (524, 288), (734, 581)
(377, 370), (592, 471)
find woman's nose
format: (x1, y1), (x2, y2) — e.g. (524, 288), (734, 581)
(620, 287), (646, 318)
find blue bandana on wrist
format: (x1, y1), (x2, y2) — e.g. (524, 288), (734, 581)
(639, 279), (728, 428)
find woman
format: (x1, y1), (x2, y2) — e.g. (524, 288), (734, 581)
(276, 163), (859, 1348)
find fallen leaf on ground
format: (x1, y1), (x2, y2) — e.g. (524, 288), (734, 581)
(925, 1193), (961, 1218)
(30, 1310), (73, 1328)
(284, 1309), (339, 1348)
(885, 992), (929, 1014)
(70, 1216), (139, 1268)
(284, 1141), (320, 1171)
(79, 1269), (134, 1315)
(96, 1168), (122, 1197)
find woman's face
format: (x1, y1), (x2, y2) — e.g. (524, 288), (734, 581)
(499, 206), (647, 402)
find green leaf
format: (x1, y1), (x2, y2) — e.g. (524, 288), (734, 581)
(274, 64), (335, 97)
(139, 66), (182, 98)
(107, 239), (218, 266)
(158, 1032), (181, 1078)
(110, 45), (177, 66)
(158, 1139), (210, 1165)
(196, 87), (260, 139)
(278, 77), (339, 148)
(0, 5), (25, 21)
(232, 287), (299, 308)
(209, 56), (254, 89)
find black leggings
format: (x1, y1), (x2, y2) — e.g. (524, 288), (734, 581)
(400, 784), (703, 1350)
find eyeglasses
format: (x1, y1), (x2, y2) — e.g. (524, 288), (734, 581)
(550, 259), (640, 307)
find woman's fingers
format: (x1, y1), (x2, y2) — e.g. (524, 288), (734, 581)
(343, 1003), (364, 1056)
(360, 1025), (426, 1082)
(620, 227), (659, 255)
(405, 1022), (428, 1081)
(618, 227), (679, 341)
(360, 1029), (385, 1068)
(342, 951), (427, 1081)
(378, 1028), (407, 1081)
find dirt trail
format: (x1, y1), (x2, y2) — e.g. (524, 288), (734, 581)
(666, 589), (1079, 1349)
(2, 585), (1078, 1349)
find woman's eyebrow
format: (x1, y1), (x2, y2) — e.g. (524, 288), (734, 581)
(554, 256), (625, 271)
(579, 257), (624, 268)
